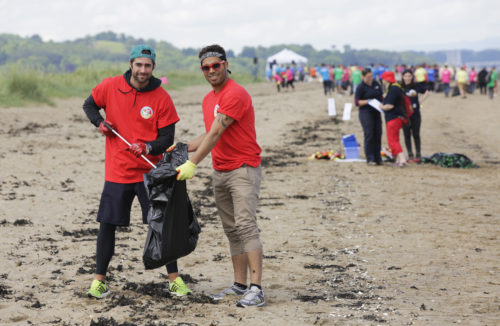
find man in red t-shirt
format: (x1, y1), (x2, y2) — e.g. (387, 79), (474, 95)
(83, 44), (192, 298)
(174, 44), (265, 307)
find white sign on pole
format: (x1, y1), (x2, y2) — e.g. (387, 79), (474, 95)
(327, 98), (336, 116)
(343, 103), (353, 121)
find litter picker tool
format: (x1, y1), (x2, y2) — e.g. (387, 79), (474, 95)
(102, 121), (157, 169)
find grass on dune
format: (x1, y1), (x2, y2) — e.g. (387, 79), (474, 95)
(0, 67), (263, 108)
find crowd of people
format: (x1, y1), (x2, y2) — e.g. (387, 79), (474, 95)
(267, 62), (499, 100)
(267, 61), (498, 166)
(269, 63), (304, 92)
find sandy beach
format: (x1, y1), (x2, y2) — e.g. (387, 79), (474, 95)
(1, 81), (499, 325)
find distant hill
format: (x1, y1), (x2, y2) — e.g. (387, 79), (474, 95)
(424, 49), (500, 67)
(1, 32), (499, 76)
(402, 36), (500, 52)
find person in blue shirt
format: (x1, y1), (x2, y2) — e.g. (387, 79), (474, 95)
(319, 63), (332, 95)
(375, 64), (386, 81)
(298, 65), (305, 82)
(265, 67), (272, 81)
(370, 63), (376, 77)
(425, 66), (435, 92)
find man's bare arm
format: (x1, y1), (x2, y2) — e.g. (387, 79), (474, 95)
(190, 113), (234, 165)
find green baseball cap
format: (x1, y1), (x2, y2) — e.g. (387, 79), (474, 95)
(129, 44), (156, 63)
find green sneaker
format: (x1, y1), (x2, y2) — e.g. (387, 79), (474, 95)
(87, 279), (110, 299)
(169, 277), (193, 297)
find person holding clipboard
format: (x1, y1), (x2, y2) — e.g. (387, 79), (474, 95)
(354, 68), (384, 166)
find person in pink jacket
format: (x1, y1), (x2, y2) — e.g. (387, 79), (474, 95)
(273, 73), (283, 92)
(285, 66), (295, 90)
(469, 67), (478, 94)
(440, 64), (452, 97)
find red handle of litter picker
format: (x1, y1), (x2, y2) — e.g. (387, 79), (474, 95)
(102, 121), (157, 169)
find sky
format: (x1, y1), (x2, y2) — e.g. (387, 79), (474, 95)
(1, 0), (499, 54)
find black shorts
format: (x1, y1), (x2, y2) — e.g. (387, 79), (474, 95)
(97, 181), (149, 226)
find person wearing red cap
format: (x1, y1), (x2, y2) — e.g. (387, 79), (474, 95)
(379, 71), (408, 167)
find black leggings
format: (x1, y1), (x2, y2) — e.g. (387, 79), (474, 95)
(403, 111), (422, 156)
(479, 83), (487, 94)
(95, 222), (178, 275)
(323, 80), (332, 95)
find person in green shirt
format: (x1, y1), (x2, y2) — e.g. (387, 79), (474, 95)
(351, 67), (362, 95)
(334, 65), (344, 93)
(487, 66), (497, 100)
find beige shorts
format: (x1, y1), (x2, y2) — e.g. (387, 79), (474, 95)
(212, 165), (262, 256)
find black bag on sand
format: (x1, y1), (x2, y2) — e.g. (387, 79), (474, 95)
(142, 143), (201, 270)
(420, 152), (479, 168)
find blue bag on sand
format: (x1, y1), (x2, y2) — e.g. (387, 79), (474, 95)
(342, 134), (360, 159)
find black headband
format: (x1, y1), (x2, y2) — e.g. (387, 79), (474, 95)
(200, 51), (231, 74)
(200, 51), (226, 64)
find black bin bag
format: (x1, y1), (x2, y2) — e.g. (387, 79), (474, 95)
(142, 143), (201, 270)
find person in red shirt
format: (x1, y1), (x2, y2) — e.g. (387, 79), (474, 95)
(379, 71), (408, 167)
(82, 44), (192, 298)
(174, 44), (265, 307)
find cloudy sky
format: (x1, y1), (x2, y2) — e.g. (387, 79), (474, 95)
(1, 0), (498, 53)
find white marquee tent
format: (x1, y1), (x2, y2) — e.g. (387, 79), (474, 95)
(266, 48), (308, 66)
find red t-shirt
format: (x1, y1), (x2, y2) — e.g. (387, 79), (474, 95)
(202, 79), (261, 171)
(92, 75), (179, 183)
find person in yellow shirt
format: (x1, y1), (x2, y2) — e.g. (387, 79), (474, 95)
(456, 66), (468, 99)
(414, 64), (427, 85)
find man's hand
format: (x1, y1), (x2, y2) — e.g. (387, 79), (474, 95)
(176, 160), (196, 180)
(99, 121), (115, 137)
(127, 142), (148, 157)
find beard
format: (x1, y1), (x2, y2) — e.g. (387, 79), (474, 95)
(132, 71), (151, 85)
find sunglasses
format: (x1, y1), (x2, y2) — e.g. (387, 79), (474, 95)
(201, 60), (225, 72)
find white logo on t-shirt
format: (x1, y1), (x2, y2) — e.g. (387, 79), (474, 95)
(140, 106), (153, 119)
(214, 104), (220, 117)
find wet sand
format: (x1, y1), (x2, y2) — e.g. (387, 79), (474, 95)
(0, 81), (499, 325)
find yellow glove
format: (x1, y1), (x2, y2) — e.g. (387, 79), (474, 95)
(176, 160), (196, 180)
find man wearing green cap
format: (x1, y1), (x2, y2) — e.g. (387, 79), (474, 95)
(82, 44), (192, 298)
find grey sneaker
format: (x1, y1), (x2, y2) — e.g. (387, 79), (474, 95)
(236, 285), (265, 307)
(210, 284), (247, 300)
